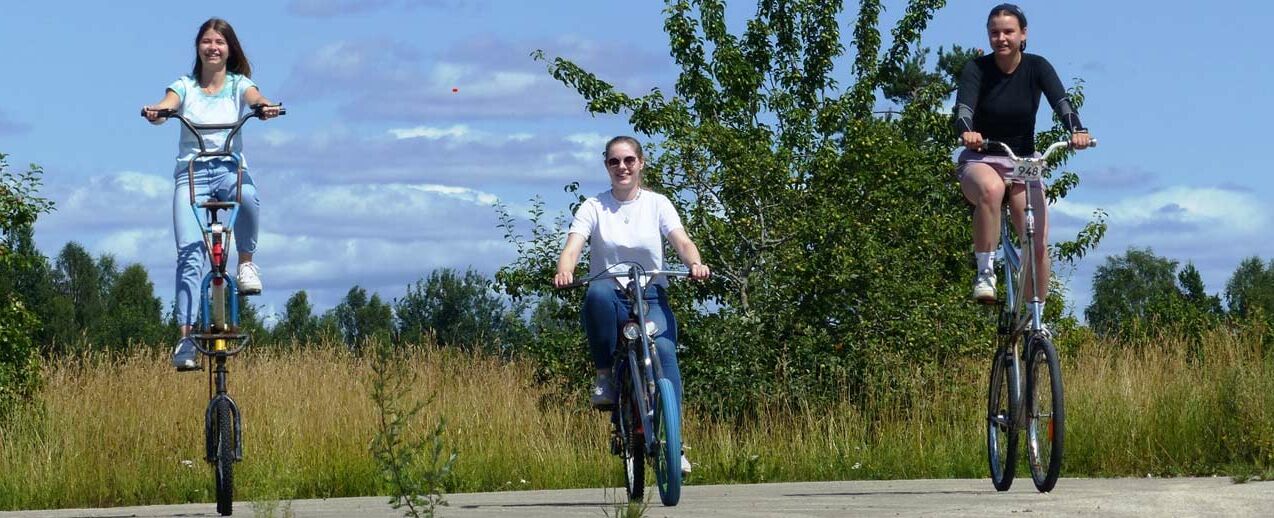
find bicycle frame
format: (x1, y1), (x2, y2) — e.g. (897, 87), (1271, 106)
(983, 139), (1092, 424)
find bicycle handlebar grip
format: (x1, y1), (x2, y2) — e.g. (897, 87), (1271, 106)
(143, 108), (178, 118)
(252, 103), (286, 118)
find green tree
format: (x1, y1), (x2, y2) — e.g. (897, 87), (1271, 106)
(1085, 248), (1179, 336)
(1178, 262), (1223, 317)
(1, 227), (75, 351)
(53, 242), (106, 345)
(1225, 257), (1274, 319)
(273, 290), (318, 345)
(236, 295), (271, 347)
(1, 152), (53, 419)
(96, 263), (165, 349)
(334, 286), (394, 350)
(1085, 249), (1224, 340)
(503, 0), (1104, 410)
(395, 268), (514, 352)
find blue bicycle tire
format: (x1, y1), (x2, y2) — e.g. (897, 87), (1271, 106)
(653, 378), (682, 506)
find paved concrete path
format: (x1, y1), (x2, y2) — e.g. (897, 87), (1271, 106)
(3, 478), (1270, 517)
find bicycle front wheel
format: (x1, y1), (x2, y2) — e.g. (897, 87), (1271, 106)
(1026, 334), (1065, 492)
(213, 398), (236, 515)
(986, 347), (1019, 491)
(653, 378), (682, 506)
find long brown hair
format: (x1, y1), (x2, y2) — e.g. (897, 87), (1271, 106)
(191, 18), (252, 80)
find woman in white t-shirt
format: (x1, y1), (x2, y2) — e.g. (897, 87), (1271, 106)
(142, 18), (280, 371)
(552, 136), (710, 474)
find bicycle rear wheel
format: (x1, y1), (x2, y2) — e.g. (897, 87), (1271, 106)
(1026, 334), (1065, 492)
(617, 379), (645, 502)
(986, 347), (1019, 491)
(213, 398), (236, 515)
(653, 378), (682, 506)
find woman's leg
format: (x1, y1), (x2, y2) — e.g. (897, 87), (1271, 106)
(959, 163), (1007, 255)
(648, 290), (682, 406)
(960, 162), (1007, 300)
(171, 172), (209, 370)
(173, 176), (209, 330)
(582, 281), (622, 372)
(209, 164), (262, 292)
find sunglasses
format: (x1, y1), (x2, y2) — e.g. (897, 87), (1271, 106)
(606, 156), (639, 168)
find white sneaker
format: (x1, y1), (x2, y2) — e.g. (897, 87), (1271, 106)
(972, 269), (996, 303)
(237, 262), (262, 295)
(171, 337), (200, 371)
(680, 452), (692, 476)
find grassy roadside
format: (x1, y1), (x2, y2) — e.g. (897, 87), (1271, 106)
(3, 330), (1273, 510)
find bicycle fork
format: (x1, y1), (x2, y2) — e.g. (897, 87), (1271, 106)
(204, 358), (244, 463)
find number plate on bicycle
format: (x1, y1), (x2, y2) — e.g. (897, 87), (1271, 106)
(1009, 161), (1047, 182)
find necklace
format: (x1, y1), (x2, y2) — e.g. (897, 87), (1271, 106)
(614, 189), (642, 224)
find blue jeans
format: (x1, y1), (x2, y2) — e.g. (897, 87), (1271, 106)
(172, 159), (259, 326)
(582, 281), (683, 406)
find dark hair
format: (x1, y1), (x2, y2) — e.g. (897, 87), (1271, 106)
(987, 4), (1028, 51)
(603, 136), (644, 160)
(191, 18), (252, 80)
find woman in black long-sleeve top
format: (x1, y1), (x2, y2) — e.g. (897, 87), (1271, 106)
(954, 3), (1094, 307)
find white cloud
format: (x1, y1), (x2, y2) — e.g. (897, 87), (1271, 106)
(1053, 186), (1266, 235)
(388, 124), (479, 141)
(281, 34), (672, 122)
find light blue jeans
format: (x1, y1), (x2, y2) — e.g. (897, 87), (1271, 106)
(172, 159), (258, 326)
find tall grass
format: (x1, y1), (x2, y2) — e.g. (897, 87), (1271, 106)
(3, 330), (1273, 510)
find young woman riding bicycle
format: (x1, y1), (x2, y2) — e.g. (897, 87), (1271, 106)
(955, 3), (1094, 307)
(141, 18), (281, 371)
(552, 136), (710, 475)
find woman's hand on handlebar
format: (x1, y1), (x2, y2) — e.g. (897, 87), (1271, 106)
(254, 104), (283, 120)
(553, 270), (575, 289)
(961, 131), (984, 151)
(689, 263), (711, 281)
(1070, 131), (1093, 150)
(140, 105), (168, 124)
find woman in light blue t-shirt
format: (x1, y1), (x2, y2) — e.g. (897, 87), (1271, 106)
(142, 18), (281, 371)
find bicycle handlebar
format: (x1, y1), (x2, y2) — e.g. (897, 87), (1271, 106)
(558, 267), (691, 290)
(143, 104), (285, 156)
(979, 139), (1098, 162)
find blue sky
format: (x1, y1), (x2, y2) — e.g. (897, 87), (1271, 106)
(3, 0), (1270, 321)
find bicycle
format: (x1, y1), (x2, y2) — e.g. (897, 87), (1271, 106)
(561, 262), (688, 506)
(979, 138), (1093, 493)
(147, 103), (284, 516)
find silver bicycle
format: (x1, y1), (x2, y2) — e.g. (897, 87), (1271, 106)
(981, 138), (1094, 493)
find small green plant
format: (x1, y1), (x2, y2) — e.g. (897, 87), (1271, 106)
(602, 488), (650, 518)
(368, 340), (458, 518)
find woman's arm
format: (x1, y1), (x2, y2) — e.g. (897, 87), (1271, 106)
(553, 233), (587, 288)
(955, 60), (984, 149)
(1036, 57), (1092, 149)
(242, 86), (281, 119)
(667, 228), (710, 280)
(141, 90), (181, 125)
